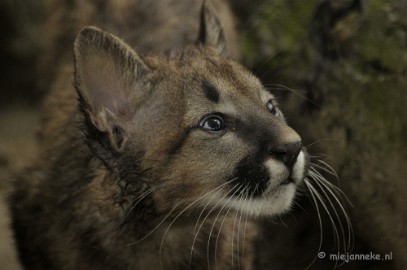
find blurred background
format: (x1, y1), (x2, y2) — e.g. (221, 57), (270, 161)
(0, 0), (405, 269)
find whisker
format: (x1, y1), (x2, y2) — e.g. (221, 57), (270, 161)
(232, 187), (247, 270)
(291, 199), (308, 213)
(94, 183), (169, 239)
(254, 56), (276, 78)
(158, 179), (235, 269)
(264, 83), (322, 108)
(204, 184), (239, 270)
(241, 192), (250, 270)
(123, 183), (167, 222)
(306, 139), (340, 149)
(309, 172), (345, 256)
(306, 156), (355, 269)
(310, 161), (338, 180)
(127, 202), (180, 246)
(213, 185), (243, 269)
(188, 182), (238, 270)
(237, 188), (249, 270)
(309, 169), (354, 251)
(304, 179), (324, 270)
(307, 179), (341, 254)
(193, 186), (223, 232)
(230, 188), (246, 270)
(309, 167), (352, 206)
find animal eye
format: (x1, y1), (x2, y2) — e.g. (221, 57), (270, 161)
(267, 100), (279, 116)
(199, 115), (226, 132)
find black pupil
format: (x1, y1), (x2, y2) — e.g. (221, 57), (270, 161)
(201, 116), (224, 132)
(206, 118), (221, 130)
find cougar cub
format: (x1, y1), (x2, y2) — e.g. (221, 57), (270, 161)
(11, 0), (308, 269)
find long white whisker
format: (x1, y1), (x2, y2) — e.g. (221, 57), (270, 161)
(309, 169), (354, 251)
(188, 182), (238, 270)
(123, 183), (167, 221)
(213, 185), (243, 269)
(310, 162), (338, 180)
(304, 179), (323, 270)
(127, 202), (179, 246)
(204, 185), (239, 270)
(159, 180), (235, 269)
(315, 160), (338, 178)
(189, 184), (227, 269)
(307, 179), (341, 253)
(309, 171), (345, 257)
(232, 188), (247, 270)
(194, 188), (220, 232)
(237, 188), (249, 270)
(264, 83), (322, 108)
(189, 187), (226, 269)
(241, 196), (249, 269)
(310, 167), (353, 206)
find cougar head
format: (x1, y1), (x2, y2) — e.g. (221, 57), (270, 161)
(73, 1), (308, 219)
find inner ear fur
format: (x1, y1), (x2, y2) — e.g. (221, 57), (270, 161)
(197, 0), (229, 56)
(74, 26), (150, 152)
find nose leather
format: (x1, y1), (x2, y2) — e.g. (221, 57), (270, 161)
(267, 141), (302, 168)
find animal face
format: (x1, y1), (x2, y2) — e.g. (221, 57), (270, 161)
(74, 27), (308, 220)
(139, 52), (307, 217)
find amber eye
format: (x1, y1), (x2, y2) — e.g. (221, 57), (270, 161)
(199, 115), (226, 132)
(267, 100), (279, 116)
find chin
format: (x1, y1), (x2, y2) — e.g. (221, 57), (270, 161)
(217, 182), (297, 217)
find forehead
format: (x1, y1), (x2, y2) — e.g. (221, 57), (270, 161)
(173, 51), (274, 114)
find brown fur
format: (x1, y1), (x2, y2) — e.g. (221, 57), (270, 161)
(10, 1), (306, 269)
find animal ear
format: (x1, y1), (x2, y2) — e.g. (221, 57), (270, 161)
(74, 26), (150, 154)
(197, 0), (228, 56)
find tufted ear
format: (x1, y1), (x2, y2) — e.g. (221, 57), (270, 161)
(74, 26), (150, 155)
(197, 0), (228, 56)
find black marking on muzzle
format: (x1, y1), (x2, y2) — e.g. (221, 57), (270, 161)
(228, 156), (269, 198)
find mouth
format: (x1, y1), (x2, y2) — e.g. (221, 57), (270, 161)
(216, 150), (309, 217)
(280, 177), (294, 186)
(217, 175), (298, 217)
(265, 150), (309, 190)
